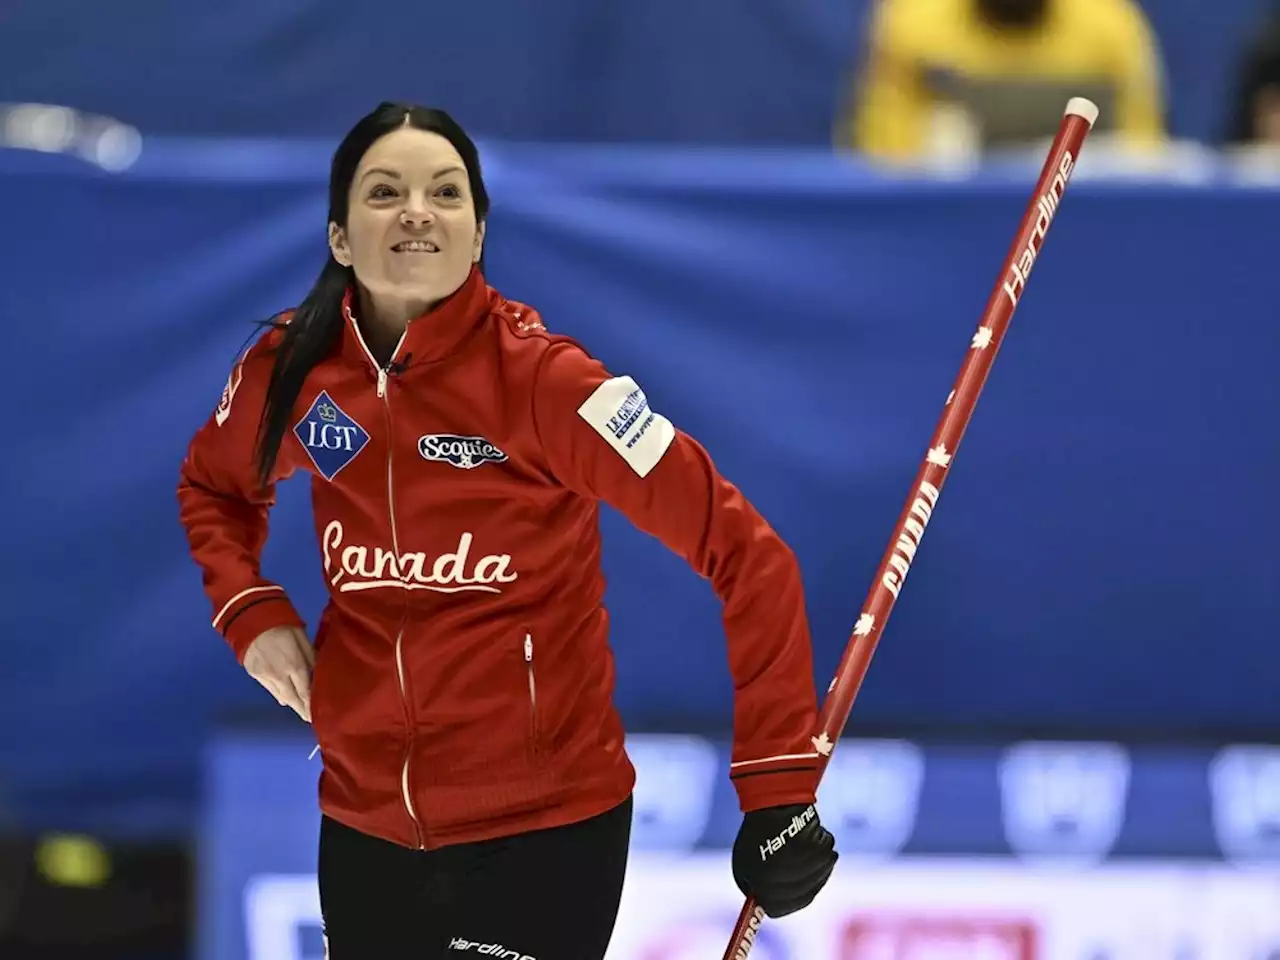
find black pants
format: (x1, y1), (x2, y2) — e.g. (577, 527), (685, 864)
(318, 795), (632, 960)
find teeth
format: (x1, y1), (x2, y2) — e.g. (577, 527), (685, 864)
(395, 241), (438, 252)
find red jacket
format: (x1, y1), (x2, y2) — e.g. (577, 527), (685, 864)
(178, 267), (821, 850)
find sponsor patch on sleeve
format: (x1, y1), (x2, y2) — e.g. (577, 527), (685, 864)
(576, 376), (675, 478)
(214, 359), (244, 427)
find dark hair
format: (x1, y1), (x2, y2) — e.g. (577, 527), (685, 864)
(253, 102), (491, 486)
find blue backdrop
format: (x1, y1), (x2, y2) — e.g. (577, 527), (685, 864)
(0, 0), (1273, 145)
(0, 139), (1277, 840)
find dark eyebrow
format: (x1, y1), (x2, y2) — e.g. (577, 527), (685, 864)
(359, 166), (464, 183)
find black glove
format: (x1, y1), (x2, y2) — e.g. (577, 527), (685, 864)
(731, 803), (838, 918)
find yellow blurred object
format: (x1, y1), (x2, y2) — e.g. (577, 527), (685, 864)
(35, 834), (112, 888)
(839, 0), (1166, 162)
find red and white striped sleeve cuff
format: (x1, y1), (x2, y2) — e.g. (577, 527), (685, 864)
(729, 750), (820, 812)
(212, 585), (306, 662)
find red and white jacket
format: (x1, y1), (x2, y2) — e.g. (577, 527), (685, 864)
(177, 267), (821, 850)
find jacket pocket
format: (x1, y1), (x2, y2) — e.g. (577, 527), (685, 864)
(523, 631), (541, 754)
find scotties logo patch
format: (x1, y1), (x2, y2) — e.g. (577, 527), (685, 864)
(418, 435), (508, 470)
(293, 391), (370, 481)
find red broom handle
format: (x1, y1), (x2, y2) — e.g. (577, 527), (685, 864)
(721, 97), (1100, 960)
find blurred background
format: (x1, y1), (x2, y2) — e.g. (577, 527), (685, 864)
(2, 0), (1280, 957)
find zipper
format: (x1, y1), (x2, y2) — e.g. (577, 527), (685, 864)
(394, 623), (420, 842)
(524, 632), (540, 751)
(381, 366), (422, 848)
(347, 307), (423, 847)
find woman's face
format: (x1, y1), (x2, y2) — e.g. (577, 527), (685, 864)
(329, 126), (484, 306)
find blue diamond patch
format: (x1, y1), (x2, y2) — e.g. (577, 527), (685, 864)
(293, 391), (370, 481)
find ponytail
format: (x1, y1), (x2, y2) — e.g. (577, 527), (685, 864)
(254, 258), (352, 487)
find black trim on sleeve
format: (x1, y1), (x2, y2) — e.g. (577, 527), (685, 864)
(220, 594), (292, 636)
(729, 763), (820, 781)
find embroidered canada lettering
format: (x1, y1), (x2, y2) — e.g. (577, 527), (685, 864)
(322, 520), (518, 594)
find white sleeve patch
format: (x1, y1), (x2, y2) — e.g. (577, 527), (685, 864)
(576, 376), (676, 478)
(214, 360), (245, 427)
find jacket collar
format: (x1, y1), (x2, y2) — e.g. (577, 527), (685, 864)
(340, 266), (493, 371)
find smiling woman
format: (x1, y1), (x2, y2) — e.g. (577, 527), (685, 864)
(331, 128), (487, 361)
(175, 101), (838, 958)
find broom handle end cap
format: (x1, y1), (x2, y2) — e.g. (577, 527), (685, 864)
(1065, 97), (1100, 126)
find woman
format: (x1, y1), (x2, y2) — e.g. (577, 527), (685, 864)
(178, 102), (836, 959)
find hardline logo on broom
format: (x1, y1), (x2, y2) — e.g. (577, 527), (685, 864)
(1002, 150), (1077, 309)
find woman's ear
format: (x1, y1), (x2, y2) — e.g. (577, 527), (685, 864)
(473, 221), (486, 264)
(329, 223), (353, 268)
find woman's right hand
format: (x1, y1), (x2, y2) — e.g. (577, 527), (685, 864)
(243, 625), (314, 723)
